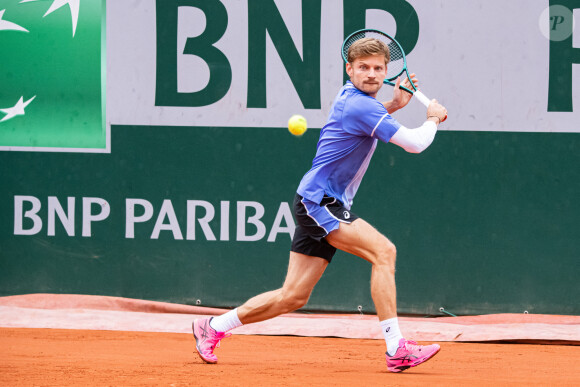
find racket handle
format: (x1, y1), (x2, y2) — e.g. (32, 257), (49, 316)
(414, 90), (431, 108)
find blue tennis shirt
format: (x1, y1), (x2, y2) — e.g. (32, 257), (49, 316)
(297, 81), (401, 209)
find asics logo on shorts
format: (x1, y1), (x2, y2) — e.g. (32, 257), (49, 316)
(343, 211), (350, 219)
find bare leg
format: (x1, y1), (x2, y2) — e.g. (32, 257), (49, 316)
(237, 252), (328, 324)
(326, 218), (397, 320)
(193, 252), (327, 364)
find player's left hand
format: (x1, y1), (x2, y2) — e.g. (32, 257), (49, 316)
(392, 74), (419, 109)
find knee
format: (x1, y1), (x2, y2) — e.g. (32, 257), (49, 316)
(279, 290), (309, 313)
(374, 238), (397, 268)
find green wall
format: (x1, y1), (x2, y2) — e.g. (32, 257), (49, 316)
(1, 126), (578, 315)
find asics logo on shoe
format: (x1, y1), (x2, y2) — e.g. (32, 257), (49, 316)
(385, 327), (390, 332)
(199, 327), (210, 343)
(393, 354), (419, 363)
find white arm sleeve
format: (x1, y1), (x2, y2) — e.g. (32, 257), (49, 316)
(389, 121), (437, 153)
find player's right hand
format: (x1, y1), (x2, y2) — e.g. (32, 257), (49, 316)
(427, 99), (447, 123)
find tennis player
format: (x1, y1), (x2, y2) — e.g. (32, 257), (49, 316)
(193, 37), (448, 373)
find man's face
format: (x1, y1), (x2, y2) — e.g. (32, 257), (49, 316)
(345, 54), (387, 98)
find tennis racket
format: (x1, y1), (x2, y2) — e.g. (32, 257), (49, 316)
(342, 28), (432, 108)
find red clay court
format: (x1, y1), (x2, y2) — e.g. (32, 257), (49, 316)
(1, 294), (579, 386)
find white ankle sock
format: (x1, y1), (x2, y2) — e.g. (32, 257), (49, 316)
(380, 317), (404, 356)
(209, 308), (243, 333)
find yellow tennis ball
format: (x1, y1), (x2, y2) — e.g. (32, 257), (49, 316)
(288, 114), (307, 136)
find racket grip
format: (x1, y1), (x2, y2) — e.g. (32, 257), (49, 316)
(414, 90), (431, 108)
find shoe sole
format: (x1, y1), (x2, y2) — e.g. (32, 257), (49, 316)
(192, 321), (218, 364)
(387, 346), (440, 373)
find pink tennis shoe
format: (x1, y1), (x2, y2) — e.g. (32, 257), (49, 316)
(386, 338), (440, 373)
(192, 318), (231, 364)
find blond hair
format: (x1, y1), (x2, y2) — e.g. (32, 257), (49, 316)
(347, 38), (390, 64)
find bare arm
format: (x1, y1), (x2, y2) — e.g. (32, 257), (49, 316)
(382, 74), (419, 114)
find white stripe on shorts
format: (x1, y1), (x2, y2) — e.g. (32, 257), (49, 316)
(323, 205), (351, 224)
(301, 198), (329, 234)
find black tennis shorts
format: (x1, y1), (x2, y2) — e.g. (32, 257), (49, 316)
(291, 193), (359, 262)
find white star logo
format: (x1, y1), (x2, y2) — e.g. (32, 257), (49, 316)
(20, 0), (80, 37)
(0, 9), (29, 32)
(0, 96), (37, 123)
